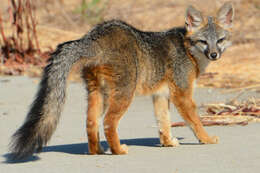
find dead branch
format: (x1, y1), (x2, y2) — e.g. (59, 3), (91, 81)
(0, 10), (9, 63)
(172, 98), (260, 127)
(171, 120), (248, 127)
(0, 0), (50, 75)
(26, 0), (40, 52)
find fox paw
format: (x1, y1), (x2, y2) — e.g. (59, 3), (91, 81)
(120, 144), (128, 154)
(89, 144), (105, 155)
(200, 136), (219, 144)
(112, 144), (128, 155)
(162, 137), (180, 147)
(97, 145), (105, 154)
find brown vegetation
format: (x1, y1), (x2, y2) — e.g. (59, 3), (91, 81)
(172, 98), (260, 127)
(0, 0), (50, 75)
(0, 0), (259, 90)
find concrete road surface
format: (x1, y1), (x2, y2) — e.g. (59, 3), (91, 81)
(0, 76), (259, 173)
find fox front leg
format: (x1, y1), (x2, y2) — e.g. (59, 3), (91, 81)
(152, 95), (179, 147)
(170, 85), (219, 144)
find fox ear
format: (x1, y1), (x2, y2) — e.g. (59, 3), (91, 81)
(185, 5), (204, 32)
(217, 2), (234, 29)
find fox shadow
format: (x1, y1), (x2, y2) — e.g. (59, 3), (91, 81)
(3, 137), (162, 163)
(4, 137), (198, 163)
(41, 137), (190, 155)
(42, 137), (165, 155)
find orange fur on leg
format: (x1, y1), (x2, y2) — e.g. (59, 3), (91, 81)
(87, 90), (105, 154)
(103, 92), (134, 154)
(170, 82), (218, 144)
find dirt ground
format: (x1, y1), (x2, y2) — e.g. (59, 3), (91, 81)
(1, 76), (260, 173)
(0, 0), (260, 89)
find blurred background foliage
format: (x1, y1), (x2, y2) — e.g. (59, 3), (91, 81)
(74, 0), (108, 25)
(0, 0), (260, 89)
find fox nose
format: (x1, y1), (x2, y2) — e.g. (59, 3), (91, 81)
(210, 52), (218, 59)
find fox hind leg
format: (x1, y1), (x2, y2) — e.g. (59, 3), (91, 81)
(103, 90), (134, 155)
(152, 95), (179, 147)
(84, 67), (107, 154)
(86, 89), (105, 154)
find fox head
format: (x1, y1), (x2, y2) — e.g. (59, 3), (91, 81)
(185, 2), (234, 61)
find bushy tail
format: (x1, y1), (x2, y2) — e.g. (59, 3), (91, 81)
(9, 38), (95, 160)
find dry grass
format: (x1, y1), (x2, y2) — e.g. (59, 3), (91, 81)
(0, 0), (260, 89)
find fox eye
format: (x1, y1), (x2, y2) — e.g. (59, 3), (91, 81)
(197, 40), (208, 45)
(217, 37), (225, 44)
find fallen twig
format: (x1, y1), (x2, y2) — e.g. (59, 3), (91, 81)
(172, 98), (260, 127)
(171, 120), (248, 127)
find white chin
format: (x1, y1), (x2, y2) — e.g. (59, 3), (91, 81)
(208, 57), (220, 61)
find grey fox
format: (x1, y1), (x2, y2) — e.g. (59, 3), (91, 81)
(10, 2), (234, 159)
